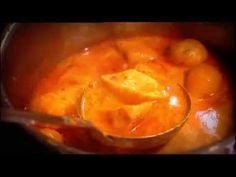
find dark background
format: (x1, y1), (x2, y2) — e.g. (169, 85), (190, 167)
(0, 123), (57, 154)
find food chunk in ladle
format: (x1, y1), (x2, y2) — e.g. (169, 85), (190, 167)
(105, 101), (155, 132)
(80, 68), (190, 138)
(101, 69), (168, 104)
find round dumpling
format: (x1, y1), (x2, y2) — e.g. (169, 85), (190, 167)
(170, 39), (208, 66)
(185, 63), (222, 98)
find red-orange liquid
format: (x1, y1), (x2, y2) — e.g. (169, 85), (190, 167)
(29, 36), (234, 153)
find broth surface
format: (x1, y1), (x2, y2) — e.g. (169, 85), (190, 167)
(29, 36), (234, 153)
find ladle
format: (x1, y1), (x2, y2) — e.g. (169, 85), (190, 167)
(0, 84), (191, 150)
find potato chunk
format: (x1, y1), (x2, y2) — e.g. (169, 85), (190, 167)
(101, 69), (167, 103)
(30, 86), (81, 116)
(116, 38), (159, 65)
(185, 63), (222, 98)
(170, 39), (208, 66)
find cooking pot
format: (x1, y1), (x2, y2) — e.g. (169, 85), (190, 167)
(1, 23), (235, 154)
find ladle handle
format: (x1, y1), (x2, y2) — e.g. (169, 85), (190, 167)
(0, 108), (84, 127)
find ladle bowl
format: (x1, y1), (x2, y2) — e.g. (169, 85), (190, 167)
(77, 83), (192, 150)
(1, 83), (191, 151)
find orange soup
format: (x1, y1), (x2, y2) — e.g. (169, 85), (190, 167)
(29, 36), (234, 153)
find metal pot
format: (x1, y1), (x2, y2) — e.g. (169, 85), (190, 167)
(1, 23), (235, 154)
